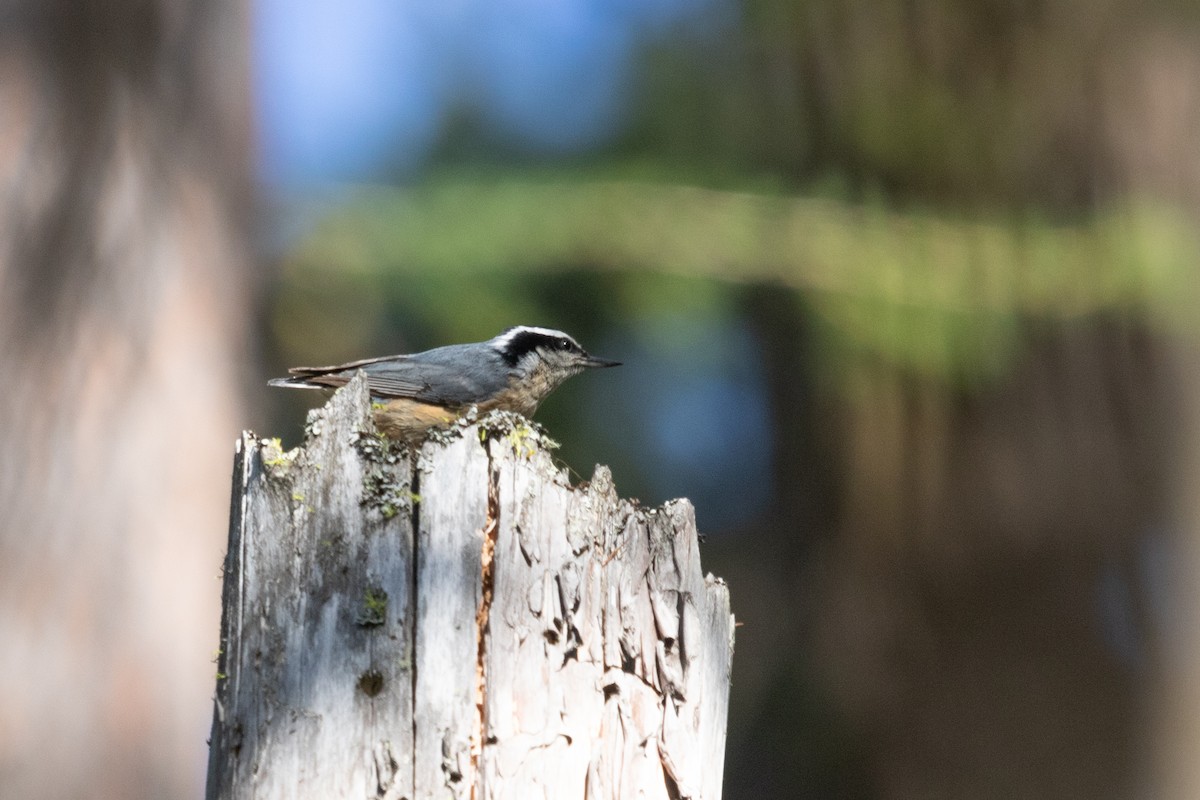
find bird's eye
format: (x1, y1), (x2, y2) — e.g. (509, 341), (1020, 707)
(558, 338), (571, 351)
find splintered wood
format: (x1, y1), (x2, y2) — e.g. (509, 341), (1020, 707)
(207, 375), (734, 800)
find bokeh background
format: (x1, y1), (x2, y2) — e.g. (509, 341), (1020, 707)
(3, 1), (1200, 797)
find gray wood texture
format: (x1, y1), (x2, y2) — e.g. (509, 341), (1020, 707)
(207, 375), (734, 800)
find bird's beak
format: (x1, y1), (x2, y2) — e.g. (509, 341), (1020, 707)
(583, 355), (621, 369)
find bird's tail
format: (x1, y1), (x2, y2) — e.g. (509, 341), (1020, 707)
(268, 375), (319, 389)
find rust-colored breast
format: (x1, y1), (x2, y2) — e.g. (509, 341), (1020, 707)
(474, 385), (541, 418)
(371, 372), (548, 443)
(372, 399), (459, 443)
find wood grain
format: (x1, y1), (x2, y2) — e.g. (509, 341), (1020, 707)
(207, 374), (734, 800)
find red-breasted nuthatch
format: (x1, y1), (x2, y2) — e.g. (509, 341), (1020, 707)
(270, 326), (620, 442)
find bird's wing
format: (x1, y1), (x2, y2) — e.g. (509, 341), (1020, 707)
(272, 352), (511, 406)
(365, 346), (515, 404)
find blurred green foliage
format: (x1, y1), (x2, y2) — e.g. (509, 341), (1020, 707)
(275, 174), (1198, 390)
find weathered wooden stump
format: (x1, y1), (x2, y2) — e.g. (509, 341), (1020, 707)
(206, 374), (734, 800)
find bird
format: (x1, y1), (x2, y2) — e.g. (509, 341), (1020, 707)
(269, 326), (620, 442)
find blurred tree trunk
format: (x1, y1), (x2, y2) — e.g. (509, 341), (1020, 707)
(724, 305), (1172, 799)
(1106, 31), (1200, 796)
(710, 12), (1200, 799)
(1157, 346), (1200, 798)
(0, 2), (253, 798)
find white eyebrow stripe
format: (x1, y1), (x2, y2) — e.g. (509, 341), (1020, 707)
(491, 326), (576, 350)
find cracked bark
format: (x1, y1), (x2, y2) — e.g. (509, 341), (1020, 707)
(207, 374), (735, 800)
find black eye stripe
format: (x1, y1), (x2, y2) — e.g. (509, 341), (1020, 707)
(498, 329), (578, 365)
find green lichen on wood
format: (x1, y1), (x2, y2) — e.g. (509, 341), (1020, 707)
(352, 429), (411, 520)
(261, 437), (298, 473)
(474, 410), (560, 456)
(356, 587), (388, 628)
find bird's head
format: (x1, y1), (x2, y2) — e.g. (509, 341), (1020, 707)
(492, 326), (620, 390)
